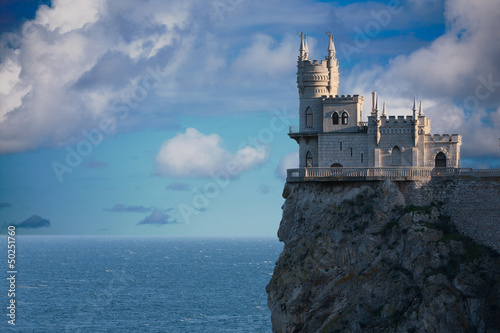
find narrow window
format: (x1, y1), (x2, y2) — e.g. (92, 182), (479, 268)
(305, 107), (313, 128)
(341, 112), (348, 125)
(361, 153), (364, 163)
(350, 147), (353, 157)
(332, 112), (339, 125)
(306, 151), (313, 167)
(339, 142), (342, 151)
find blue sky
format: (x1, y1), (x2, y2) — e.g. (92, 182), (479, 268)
(0, 0), (499, 236)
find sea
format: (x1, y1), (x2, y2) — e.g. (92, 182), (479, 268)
(1, 236), (283, 332)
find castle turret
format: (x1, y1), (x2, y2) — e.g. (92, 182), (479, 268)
(297, 33), (340, 133)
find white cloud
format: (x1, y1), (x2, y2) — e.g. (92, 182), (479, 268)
(39, 0), (105, 34)
(156, 128), (268, 178)
(275, 151), (299, 180)
(231, 33), (296, 79)
(0, 0), (198, 153)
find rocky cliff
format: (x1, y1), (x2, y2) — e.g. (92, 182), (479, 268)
(267, 179), (500, 333)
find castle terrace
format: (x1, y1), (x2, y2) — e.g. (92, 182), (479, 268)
(286, 167), (500, 182)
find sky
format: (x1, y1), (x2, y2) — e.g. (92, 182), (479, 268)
(0, 0), (499, 236)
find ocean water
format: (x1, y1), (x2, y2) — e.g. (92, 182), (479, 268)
(1, 236), (282, 332)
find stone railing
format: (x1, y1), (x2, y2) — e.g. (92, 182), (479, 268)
(286, 167), (500, 182)
(289, 126), (318, 134)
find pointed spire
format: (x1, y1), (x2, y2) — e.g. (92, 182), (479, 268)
(304, 35), (309, 59)
(299, 32), (306, 60)
(326, 31), (335, 58)
(371, 91), (377, 115)
(419, 101), (423, 116)
(382, 102), (387, 116)
(412, 96), (417, 119)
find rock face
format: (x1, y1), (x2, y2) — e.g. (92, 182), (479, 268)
(267, 180), (500, 333)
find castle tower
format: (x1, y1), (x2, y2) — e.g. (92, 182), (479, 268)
(297, 33), (340, 132)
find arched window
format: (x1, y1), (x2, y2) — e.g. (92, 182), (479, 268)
(332, 112), (339, 125)
(339, 141), (343, 151)
(305, 107), (313, 128)
(306, 151), (313, 167)
(435, 152), (446, 167)
(391, 146), (401, 165)
(331, 163), (343, 168)
(341, 112), (348, 125)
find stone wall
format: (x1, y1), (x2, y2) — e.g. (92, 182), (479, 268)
(398, 177), (500, 252)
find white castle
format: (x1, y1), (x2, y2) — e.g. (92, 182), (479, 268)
(290, 33), (461, 170)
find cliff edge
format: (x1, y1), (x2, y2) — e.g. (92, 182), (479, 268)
(267, 179), (500, 333)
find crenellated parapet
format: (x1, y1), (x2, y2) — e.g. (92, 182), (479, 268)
(428, 134), (461, 143)
(322, 94), (358, 102)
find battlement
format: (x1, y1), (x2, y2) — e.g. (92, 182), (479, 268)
(386, 115), (413, 123)
(322, 94), (360, 103)
(300, 58), (339, 68)
(366, 115), (416, 125)
(299, 59), (329, 72)
(427, 134), (461, 142)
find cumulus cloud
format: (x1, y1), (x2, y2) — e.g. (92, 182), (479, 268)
(0, 0), (200, 153)
(275, 151), (299, 180)
(16, 215), (51, 229)
(156, 128), (268, 178)
(342, 0), (500, 160)
(105, 204), (153, 213)
(138, 209), (178, 225)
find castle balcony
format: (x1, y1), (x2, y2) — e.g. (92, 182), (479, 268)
(288, 126), (319, 143)
(286, 167), (500, 182)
